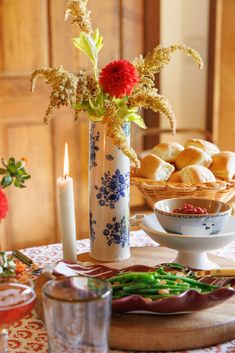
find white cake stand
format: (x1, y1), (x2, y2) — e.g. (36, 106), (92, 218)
(131, 213), (235, 270)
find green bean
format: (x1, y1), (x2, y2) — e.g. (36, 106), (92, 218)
(122, 284), (190, 292)
(154, 278), (189, 286)
(153, 274), (218, 290)
(109, 272), (155, 284)
(109, 270), (218, 301)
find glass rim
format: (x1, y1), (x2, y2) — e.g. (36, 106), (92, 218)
(42, 276), (112, 303)
(0, 282), (36, 311)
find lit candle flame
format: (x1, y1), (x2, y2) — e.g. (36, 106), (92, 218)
(63, 143), (69, 177)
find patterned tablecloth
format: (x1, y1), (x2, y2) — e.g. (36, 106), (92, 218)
(7, 230), (235, 353)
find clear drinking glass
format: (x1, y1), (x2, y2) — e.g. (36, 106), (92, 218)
(0, 282), (36, 353)
(43, 276), (112, 353)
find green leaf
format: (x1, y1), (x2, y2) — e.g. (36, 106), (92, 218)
(22, 175), (31, 180)
(88, 99), (104, 116)
(16, 161), (24, 170)
(1, 175), (13, 188)
(13, 178), (22, 188)
(8, 158), (15, 166)
(72, 32), (98, 67)
(8, 164), (16, 174)
(125, 113), (147, 129)
(0, 157), (30, 189)
(92, 28), (103, 52)
(88, 115), (103, 122)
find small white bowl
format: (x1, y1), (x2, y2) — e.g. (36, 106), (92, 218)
(154, 198), (232, 236)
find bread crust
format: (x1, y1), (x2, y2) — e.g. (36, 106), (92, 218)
(135, 154), (175, 181)
(151, 142), (184, 163)
(175, 146), (212, 170)
(168, 171), (182, 182)
(184, 139), (220, 155)
(210, 152), (235, 180)
(181, 165), (216, 183)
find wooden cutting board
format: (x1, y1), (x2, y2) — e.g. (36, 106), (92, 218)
(35, 247), (235, 352)
(78, 247), (235, 352)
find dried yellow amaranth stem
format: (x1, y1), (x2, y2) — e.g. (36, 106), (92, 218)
(103, 116), (140, 168)
(31, 66), (78, 123)
(129, 89), (176, 135)
(65, 0), (92, 33)
(134, 44), (203, 79)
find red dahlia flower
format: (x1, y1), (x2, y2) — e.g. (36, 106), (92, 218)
(0, 188), (8, 220)
(99, 60), (139, 98)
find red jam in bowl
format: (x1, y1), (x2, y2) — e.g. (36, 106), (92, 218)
(173, 203), (208, 215)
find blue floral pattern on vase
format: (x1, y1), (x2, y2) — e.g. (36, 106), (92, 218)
(89, 212), (96, 242)
(89, 124), (100, 169)
(95, 169), (130, 209)
(103, 216), (129, 247)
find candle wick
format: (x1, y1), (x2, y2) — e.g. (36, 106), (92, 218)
(64, 174), (68, 180)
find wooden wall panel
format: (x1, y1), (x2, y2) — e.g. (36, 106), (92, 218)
(0, 0), (48, 75)
(3, 124), (56, 249)
(0, 78), (51, 122)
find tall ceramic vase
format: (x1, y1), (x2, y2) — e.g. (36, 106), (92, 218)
(89, 122), (130, 262)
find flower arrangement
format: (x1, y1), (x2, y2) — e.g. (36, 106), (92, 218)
(0, 158), (31, 221)
(31, 0), (203, 167)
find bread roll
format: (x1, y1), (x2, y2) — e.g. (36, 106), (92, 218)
(151, 142), (184, 163)
(209, 151), (235, 180)
(181, 165), (216, 183)
(168, 171), (182, 182)
(135, 154), (175, 181)
(184, 139), (220, 156)
(175, 146), (212, 170)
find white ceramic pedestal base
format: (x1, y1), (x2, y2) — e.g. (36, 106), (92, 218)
(138, 213), (235, 270)
(174, 251), (219, 270)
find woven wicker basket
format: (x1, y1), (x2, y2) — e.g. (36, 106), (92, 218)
(131, 176), (235, 207)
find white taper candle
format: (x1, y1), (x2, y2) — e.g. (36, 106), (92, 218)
(56, 143), (77, 262)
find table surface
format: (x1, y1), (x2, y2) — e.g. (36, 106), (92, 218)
(7, 230), (235, 353)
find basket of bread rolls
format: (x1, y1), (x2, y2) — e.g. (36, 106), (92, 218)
(131, 139), (235, 206)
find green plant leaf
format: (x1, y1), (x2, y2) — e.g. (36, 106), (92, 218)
(8, 158), (15, 166)
(72, 32), (98, 67)
(22, 175), (31, 180)
(16, 161), (24, 170)
(125, 113), (147, 129)
(13, 178), (22, 188)
(88, 115), (103, 122)
(1, 175), (13, 188)
(0, 157), (31, 189)
(93, 28), (103, 52)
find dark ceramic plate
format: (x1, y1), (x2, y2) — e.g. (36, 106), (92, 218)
(53, 261), (235, 314)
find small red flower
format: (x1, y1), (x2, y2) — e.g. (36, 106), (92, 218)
(0, 188), (8, 220)
(99, 60), (139, 98)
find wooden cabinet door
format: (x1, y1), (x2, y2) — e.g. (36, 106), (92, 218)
(0, 0), (144, 250)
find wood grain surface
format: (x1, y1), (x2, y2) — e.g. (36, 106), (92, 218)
(77, 247), (235, 352)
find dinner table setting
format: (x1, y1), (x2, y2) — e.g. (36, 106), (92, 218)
(1, 1), (235, 352)
(2, 230), (235, 353)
